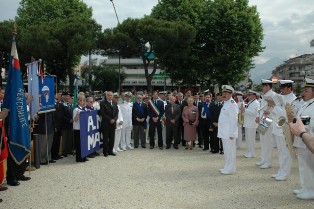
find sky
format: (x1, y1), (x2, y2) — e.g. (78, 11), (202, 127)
(1, 0), (314, 64)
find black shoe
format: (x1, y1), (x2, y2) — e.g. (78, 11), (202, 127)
(62, 154), (68, 157)
(142, 146), (146, 148)
(49, 160), (56, 163)
(199, 145), (203, 148)
(104, 153), (108, 157)
(0, 186), (8, 191)
(150, 146), (154, 149)
(203, 148), (209, 151)
(173, 145), (179, 149)
(108, 153), (116, 156)
(212, 151), (219, 154)
(134, 146), (139, 148)
(87, 154), (95, 158)
(220, 151), (224, 154)
(93, 152), (100, 156)
(58, 155), (64, 159)
(166, 146), (171, 149)
(40, 162), (48, 165)
(7, 181), (20, 186)
(18, 175), (31, 181)
(159, 146), (163, 150)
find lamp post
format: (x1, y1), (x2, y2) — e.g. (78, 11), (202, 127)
(109, 0), (121, 94)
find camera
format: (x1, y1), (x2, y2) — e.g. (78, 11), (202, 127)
(293, 116), (311, 125)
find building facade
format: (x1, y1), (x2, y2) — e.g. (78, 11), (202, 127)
(272, 54), (314, 83)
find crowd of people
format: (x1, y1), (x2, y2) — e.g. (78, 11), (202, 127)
(1, 77), (314, 201)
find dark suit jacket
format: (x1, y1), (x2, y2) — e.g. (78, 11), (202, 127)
(132, 102), (148, 126)
(175, 99), (187, 124)
(165, 103), (181, 125)
(61, 101), (73, 130)
(37, 112), (55, 135)
(210, 101), (223, 127)
(147, 99), (164, 125)
(100, 100), (118, 129)
(54, 100), (64, 129)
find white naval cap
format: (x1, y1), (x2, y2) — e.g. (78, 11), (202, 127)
(113, 92), (120, 98)
(279, 79), (294, 87)
(221, 85), (235, 93)
(261, 79), (273, 85)
(303, 78), (314, 88)
(247, 89), (258, 95)
(204, 89), (210, 93)
(158, 91), (167, 94)
(124, 91), (132, 97)
(235, 91), (243, 96)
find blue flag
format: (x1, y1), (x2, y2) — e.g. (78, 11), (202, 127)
(3, 37), (30, 165)
(28, 61), (40, 119)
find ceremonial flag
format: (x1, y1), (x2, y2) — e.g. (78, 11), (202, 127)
(28, 61), (40, 119)
(3, 36), (30, 164)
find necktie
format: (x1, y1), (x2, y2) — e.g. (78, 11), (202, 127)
(171, 105), (174, 113)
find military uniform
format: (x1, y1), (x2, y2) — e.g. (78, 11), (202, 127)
(271, 80), (295, 180)
(218, 85), (238, 174)
(120, 92), (133, 150)
(256, 79), (276, 169)
(293, 78), (314, 200)
(243, 90), (260, 158)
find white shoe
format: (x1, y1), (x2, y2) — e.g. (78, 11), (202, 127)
(255, 161), (264, 166)
(271, 174), (279, 178)
(293, 189), (304, 195)
(127, 146), (134, 150)
(244, 155), (253, 158)
(297, 191), (314, 200)
(219, 169), (224, 173)
(116, 147), (123, 152)
(221, 170), (234, 175)
(260, 163), (271, 169)
(275, 176), (287, 181)
(122, 148), (127, 151)
(112, 149), (118, 154)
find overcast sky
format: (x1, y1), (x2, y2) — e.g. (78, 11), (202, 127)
(1, 0), (314, 64)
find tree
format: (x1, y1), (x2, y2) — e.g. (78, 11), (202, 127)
(98, 17), (196, 93)
(16, 0), (101, 92)
(81, 65), (126, 92)
(151, 0), (264, 87)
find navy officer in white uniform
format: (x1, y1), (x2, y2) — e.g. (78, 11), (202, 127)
(240, 90), (260, 158)
(218, 85), (238, 175)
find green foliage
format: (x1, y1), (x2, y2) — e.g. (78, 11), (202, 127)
(151, 0), (264, 87)
(15, 0), (101, 91)
(82, 65), (126, 92)
(98, 16), (196, 93)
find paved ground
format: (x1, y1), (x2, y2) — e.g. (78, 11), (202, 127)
(1, 141), (313, 209)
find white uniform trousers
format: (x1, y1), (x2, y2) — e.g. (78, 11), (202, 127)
(222, 137), (237, 173)
(244, 127), (257, 157)
(296, 147), (314, 196)
(236, 124), (243, 148)
(120, 126), (132, 149)
(114, 128), (122, 151)
(259, 126), (274, 165)
(274, 135), (291, 178)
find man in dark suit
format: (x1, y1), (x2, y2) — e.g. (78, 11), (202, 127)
(209, 92), (224, 154)
(52, 92), (63, 160)
(199, 93), (213, 151)
(100, 91), (118, 157)
(193, 93), (203, 148)
(148, 91), (165, 149)
(175, 92), (187, 146)
(132, 93), (148, 148)
(165, 96), (181, 149)
(61, 92), (73, 157)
